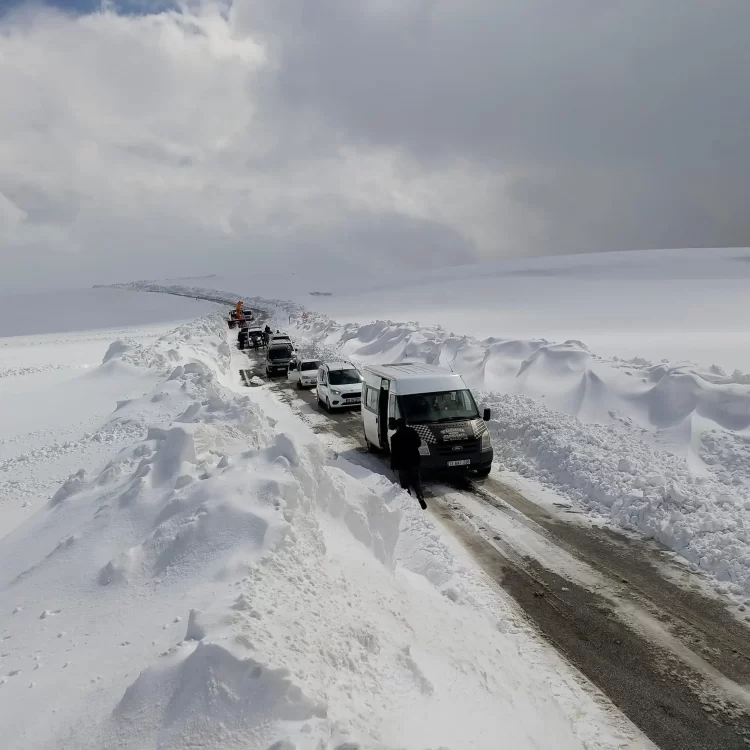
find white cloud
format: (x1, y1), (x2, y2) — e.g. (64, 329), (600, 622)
(0, 1), (487, 290)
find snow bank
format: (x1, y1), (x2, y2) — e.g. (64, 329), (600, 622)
(485, 394), (750, 593)
(0, 313), (638, 750)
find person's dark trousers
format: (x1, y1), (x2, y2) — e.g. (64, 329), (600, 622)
(398, 466), (426, 509)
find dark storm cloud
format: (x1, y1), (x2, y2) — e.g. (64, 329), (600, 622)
(237, 0), (750, 253)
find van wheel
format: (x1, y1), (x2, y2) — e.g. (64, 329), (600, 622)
(475, 466), (491, 478)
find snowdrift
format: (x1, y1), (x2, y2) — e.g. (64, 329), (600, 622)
(0, 314), (636, 750)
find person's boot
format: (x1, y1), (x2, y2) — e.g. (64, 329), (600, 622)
(418, 497), (427, 510)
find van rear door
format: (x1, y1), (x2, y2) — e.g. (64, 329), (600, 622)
(362, 383), (379, 446)
(378, 379), (391, 449)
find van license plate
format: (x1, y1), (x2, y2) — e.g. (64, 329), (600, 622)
(448, 459), (471, 467)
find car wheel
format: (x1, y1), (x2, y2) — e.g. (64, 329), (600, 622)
(475, 466), (491, 478)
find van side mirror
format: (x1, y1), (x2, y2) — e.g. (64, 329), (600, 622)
(388, 417), (397, 430)
(483, 408), (491, 422)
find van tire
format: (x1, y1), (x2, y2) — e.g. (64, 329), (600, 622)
(475, 466), (491, 478)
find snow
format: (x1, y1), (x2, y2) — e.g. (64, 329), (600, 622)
(0, 311), (646, 749)
(106, 247), (750, 599)
(283, 315), (750, 598)
(0, 286), (216, 537)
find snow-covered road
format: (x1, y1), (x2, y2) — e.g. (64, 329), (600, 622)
(5, 269), (750, 749)
(236, 337), (750, 750)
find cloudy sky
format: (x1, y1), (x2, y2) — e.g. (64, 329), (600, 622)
(1, 0), (749, 292)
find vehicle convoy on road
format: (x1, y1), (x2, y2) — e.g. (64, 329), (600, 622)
(265, 340), (294, 377)
(361, 363), (493, 476)
(287, 357), (321, 388)
(316, 361), (363, 410)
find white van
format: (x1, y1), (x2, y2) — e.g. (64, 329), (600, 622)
(361, 363), (493, 476)
(316, 361), (363, 410)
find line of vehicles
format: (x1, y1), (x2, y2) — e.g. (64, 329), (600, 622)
(231, 311), (493, 477)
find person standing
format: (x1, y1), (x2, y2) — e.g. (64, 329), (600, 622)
(390, 418), (426, 509)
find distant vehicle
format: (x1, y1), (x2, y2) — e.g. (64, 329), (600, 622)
(288, 358), (321, 389)
(361, 363), (493, 477)
(247, 326), (264, 349)
(266, 342), (294, 377)
(316, 362), (363, 410)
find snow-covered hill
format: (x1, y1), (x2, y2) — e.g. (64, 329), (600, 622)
(0, 313), (644, 750)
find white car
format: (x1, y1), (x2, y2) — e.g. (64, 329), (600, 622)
(316, 362), (363, 410)
(269, 333), (292, 345)
(287, 358), (320, 389)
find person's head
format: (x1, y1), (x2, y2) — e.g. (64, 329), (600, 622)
(396, 417), (407, 430)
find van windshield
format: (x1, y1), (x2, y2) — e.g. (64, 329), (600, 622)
(268, 346), (292, 360)
(399, 389), (479, 424)
(328, 369), (362, 385)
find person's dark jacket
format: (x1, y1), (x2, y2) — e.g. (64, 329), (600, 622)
(390, 425), (422, 470)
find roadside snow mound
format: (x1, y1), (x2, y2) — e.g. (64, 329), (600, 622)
(0, 313), (636, 750)
(486, 394), (750, 595)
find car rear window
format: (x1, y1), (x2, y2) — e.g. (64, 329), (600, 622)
(268, 346), (292, 360)
(300, 361), (319, 371)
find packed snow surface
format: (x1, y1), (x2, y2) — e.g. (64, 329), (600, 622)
(0, 313), (644, 749)
(111, 248), (750, 599)
(0, 289), (217, 537)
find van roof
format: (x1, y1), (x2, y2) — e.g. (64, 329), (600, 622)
(363, 362), (466, 395)
(324, 361), (356, 371)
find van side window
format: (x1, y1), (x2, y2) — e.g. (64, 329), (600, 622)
(317, 367), (324, 383)
(364, 386), (378, 413)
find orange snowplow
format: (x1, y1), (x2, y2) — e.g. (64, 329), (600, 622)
(228, 301), (253, 328)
